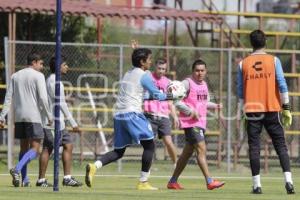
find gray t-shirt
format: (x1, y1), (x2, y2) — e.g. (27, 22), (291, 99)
(43, 74), (77, 130)
(0, 67), (52, 123)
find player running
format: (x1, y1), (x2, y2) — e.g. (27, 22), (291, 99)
(85, 48), (181, 190)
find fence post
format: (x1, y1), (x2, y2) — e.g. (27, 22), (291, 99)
(4, 37), (14, 170)
(119, 45), (124, 81)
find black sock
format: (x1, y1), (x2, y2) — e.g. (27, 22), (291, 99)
(100, 148), (126, 166)
(140, 140), (155, 172)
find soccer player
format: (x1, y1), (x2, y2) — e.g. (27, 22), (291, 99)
(144, 58), (178, 167)
(36, 56), (82, 187)
(0, 53), (52, 187)
(167, 59), (225, 190)
(237, 29), (295, 194)
(85, 48), (180, 190)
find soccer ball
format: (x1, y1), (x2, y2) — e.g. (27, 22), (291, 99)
(167, 80), (186, 100)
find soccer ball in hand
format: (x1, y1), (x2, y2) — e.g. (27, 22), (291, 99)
(167, 80), (186, 100)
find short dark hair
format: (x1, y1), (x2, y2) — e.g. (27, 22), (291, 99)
(131, 48), (152, 68)
(27, 53), (42, 65)
(192, 59), (206, 71)
(155, 58), (167, 66)
(250, 29), (266, 49)
(49, 56), (66, 73)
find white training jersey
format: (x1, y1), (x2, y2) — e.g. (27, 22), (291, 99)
(0, 67), (52, 123)
(115, 68), (147, 114)
(44, 74), (77, 130)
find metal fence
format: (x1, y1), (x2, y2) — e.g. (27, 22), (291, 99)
(1, 39), (300, 174)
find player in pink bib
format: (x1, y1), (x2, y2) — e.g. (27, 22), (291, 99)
(167, 59), (225, 190)
(144, 60), (171, 117)
(144, 59), (178, 167)
(179, 77), (208, 129)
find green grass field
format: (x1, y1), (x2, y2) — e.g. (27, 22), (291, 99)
(0, 175), (299, 200)
(0, 159), (299, 200)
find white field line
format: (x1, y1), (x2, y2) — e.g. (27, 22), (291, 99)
(0, 173), (285, 180)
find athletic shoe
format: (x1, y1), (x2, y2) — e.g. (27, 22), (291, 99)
(207, 179), (225, 190)
(137, 182), (158, 190)
(167, 182), (184, 190)
(62, 177), (83, 187)
(10, 168), (20, 187)
(252, 187), (262, 194)
(36, 179), (53, 187)
(22, 181), (31, 187)
(285, 182), (295, 194)
(85, 163), (96, 187)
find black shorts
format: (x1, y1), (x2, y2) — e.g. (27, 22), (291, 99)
(183, 127), (205, 145)
(15, 122), (44, 139)
(43, 129), (73, 149)
(145, 113), (172, 139)
(246, 112), (285, 145)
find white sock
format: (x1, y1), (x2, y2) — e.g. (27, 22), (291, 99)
(64, 175), (71, 179)
(139, 171), (150, 182)
(284, 172), (293, 184)
(38, 178), (46, 183)
(95, 160), (103, 169)
(252, 175), (261, 188)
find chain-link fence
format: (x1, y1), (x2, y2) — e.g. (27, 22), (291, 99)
(1, 40), (300, 174)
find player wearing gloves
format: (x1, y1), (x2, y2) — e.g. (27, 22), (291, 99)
(237, 30), (294, 194)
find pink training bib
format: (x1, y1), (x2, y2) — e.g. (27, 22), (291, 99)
(144, 73), (170, 116)
(179, 78), (208, 129)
